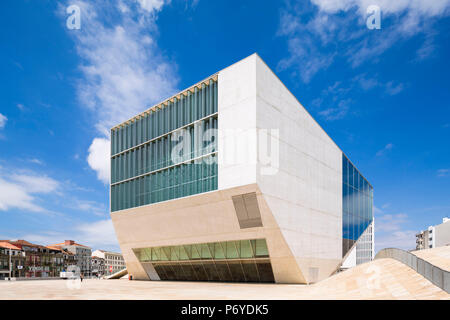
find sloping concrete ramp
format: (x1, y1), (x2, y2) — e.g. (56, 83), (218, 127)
(375, 246), (449, 293)
(310, 257), (449, 299)
(411, 246), (450, 272)
(106, 268), (128, 280)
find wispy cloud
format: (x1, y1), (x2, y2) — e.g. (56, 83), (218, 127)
(28, 158), (44, 165)
(20, 219), (119, 251)
(73, 199), (107, 217)
(376, 213), (408, 232)
(309, 81), (355, 120)
(375, 208), (416, 252)
(376, 143), (394, 156)
(353, 74), (405, 95)
(437, 169), (450, 177)
(278, 0), (450, 82)
(376, 229), (417, 251)
(61, 0), (178, 183)
(385, 81), (405, 96)
(318, 98), (352, 121)
(0, 113), (7, 129)
(0, 171), (59, 213)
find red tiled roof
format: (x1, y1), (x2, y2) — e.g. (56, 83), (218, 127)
(0, 242), (22, 250)
(10, 240), (44, 248)
(46, 245), (64, 252)
(48, 242), (91, 249)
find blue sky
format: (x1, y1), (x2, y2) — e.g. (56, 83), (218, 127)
(0, 0), (449, 252)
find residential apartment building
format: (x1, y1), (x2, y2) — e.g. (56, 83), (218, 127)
(416, 230), (429, 250)
(0, 242), (25, 279)
(110, 54), (374, 284)
(0, 240), (74, 279)
(92, 250), (126, 276)
(416, 218), (450, 250)
(49, 240), (92, 276)
(91, 256), (106, 277)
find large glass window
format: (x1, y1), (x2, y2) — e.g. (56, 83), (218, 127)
(342, 154), (373, 257)
(134, 239), (274, 283)
(111, 79), (218, 212)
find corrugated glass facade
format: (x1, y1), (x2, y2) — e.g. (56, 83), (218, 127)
(133, 239), (275, 282)
(342, 154), (373, 257)
(110, 79), (218, 212)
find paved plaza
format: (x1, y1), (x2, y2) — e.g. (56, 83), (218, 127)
(0, 258), (448, 300)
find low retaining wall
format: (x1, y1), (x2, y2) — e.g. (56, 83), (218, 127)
(375, 248), (449, 293)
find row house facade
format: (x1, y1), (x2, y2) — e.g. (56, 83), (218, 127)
(0, 240), (76, 279)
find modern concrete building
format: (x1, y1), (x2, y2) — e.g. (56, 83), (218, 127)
(416, 218), (450, 250)
(92, 250), (126, 276)
(110, 54), (374, 284)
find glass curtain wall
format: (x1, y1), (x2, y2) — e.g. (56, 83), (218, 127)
(110, 79), (218, 212)
(133, 239), (275, 283)
(342, 154), (373, 257)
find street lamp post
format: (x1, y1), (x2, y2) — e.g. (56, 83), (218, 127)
(8, 249), (12, 280)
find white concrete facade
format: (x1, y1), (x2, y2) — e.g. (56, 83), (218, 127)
(92, 250), (126, 276)
(111, 54), (369, 284)
(422, 218), (450, 249)
(216, 54), (343, 281)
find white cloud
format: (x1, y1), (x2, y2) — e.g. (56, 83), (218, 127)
(353, 74), (405, 95)
(278, 1), (450, 82)
(20, 219), (119, 251)
(375, 213), (408, 232)
(87, 138), (111, 184)
(74, 199), (107, 217)
(0, 172), (59, 212)
(376, 143), (394, 156)
(28, 158), (44, 165)
(277, 11), (337, 82)
(318, 98), (351, 121)
(10, 174), (59, 193)
(75, 219), (118, 248)
(136, 0), (165, 12)
(311, 0), (450, 17)
(354, 74), (379, 91)
(63, 0), (177, 183)
(384, 81), (405, 96)
(0, 178), (43, 212)
(0, 113), (7, 129)
(437, 169), (449, 177)
(375, 229), (417, 252)
(374, 210), (416, 252)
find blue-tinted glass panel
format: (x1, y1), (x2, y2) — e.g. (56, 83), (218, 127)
(111, 80), (218, 212)
(342, 154), (373, 257)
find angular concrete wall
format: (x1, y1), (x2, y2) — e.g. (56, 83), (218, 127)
(218, 54), (257, 190)
(111, 183), (305, 283)
(253, 55), (343, 282)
